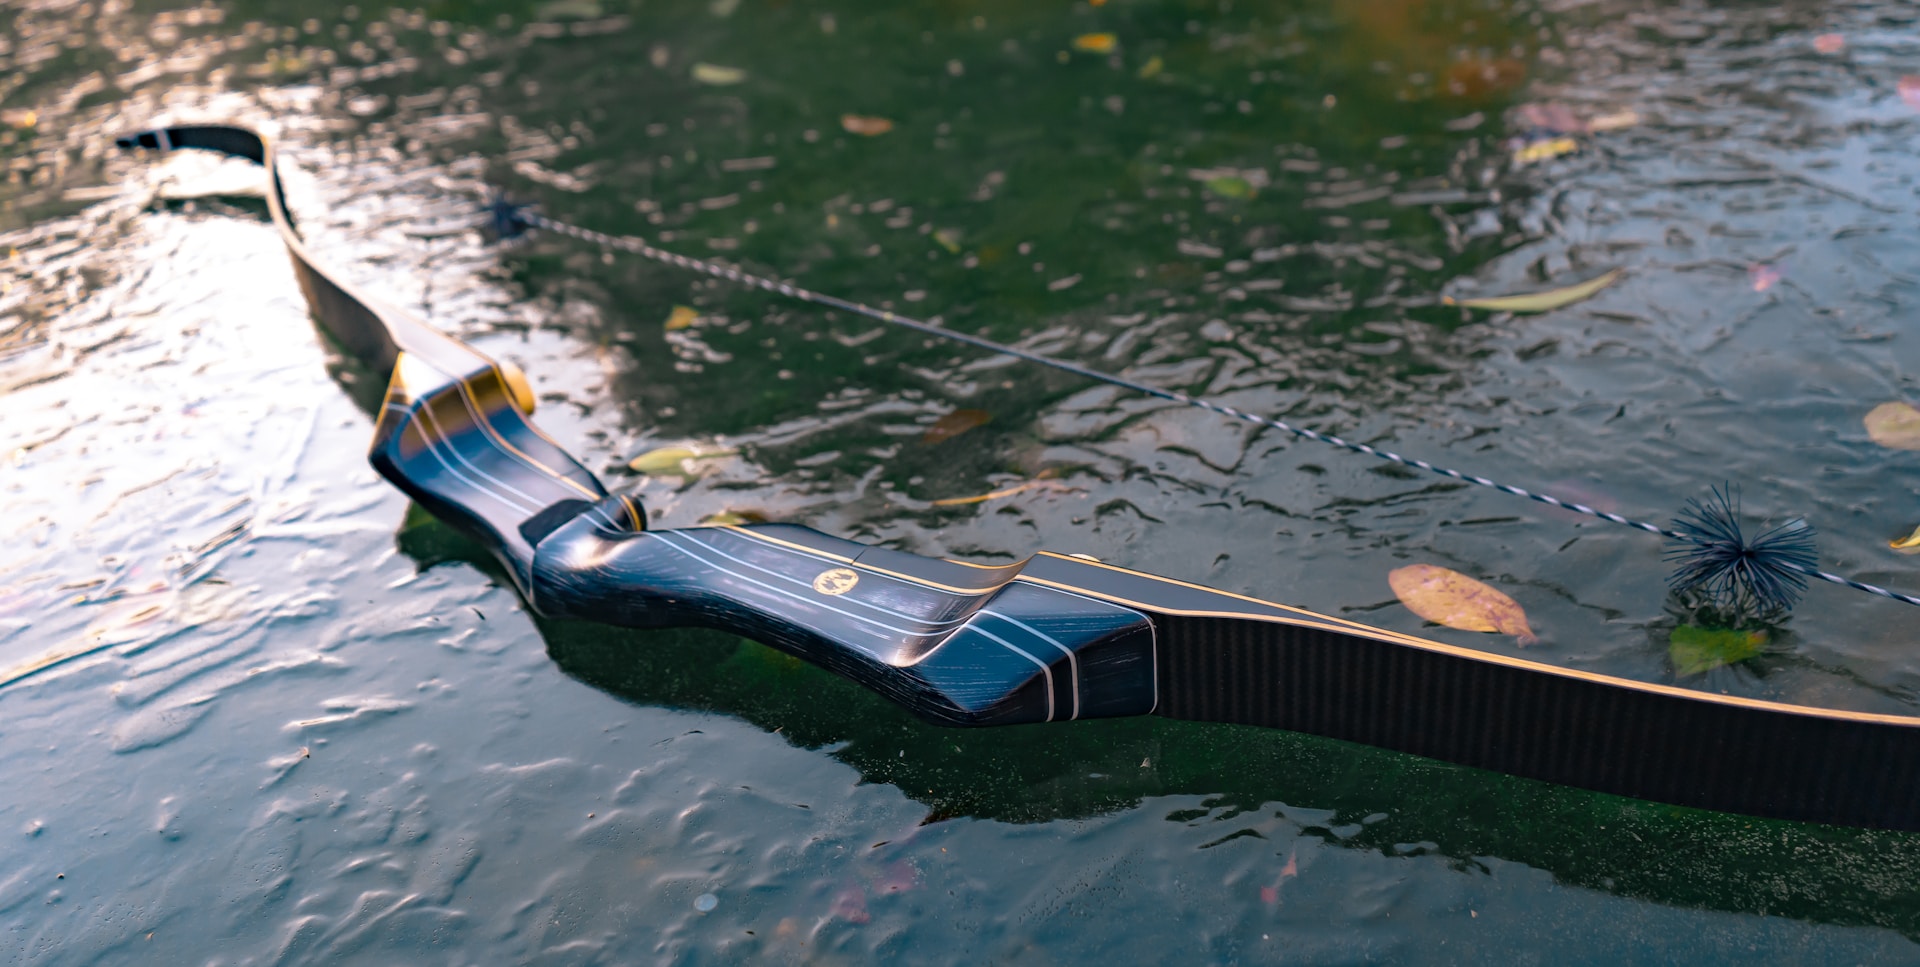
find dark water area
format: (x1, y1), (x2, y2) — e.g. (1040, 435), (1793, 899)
(8, 0), (1920, 961)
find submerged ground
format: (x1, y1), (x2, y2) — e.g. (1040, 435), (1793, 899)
(7, 0), (1920, 961)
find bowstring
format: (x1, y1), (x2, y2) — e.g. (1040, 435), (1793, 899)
(520, 211), (1920, 609)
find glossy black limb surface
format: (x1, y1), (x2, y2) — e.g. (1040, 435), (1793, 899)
(531, 500), (1157, 726)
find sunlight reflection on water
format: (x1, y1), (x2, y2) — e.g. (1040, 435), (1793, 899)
(6, 0), (1920, 962)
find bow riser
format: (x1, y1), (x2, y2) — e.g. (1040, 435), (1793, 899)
(531, 508), (1160, 725)
(371, 351), (610, 596)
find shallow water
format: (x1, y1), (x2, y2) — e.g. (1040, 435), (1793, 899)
(8, 0), (1920, 962)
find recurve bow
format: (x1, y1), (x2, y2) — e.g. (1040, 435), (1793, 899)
(116, 124), (1920, 832)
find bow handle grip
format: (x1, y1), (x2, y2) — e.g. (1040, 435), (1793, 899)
(529, 497), (1159, 726)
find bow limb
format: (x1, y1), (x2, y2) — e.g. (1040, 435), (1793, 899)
(116, 124), (1920, 832)
(116, 124), (607, 595)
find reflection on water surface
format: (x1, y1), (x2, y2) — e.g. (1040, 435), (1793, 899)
(7, 0), (1920, 961)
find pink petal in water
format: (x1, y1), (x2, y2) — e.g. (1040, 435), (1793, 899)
(829, 886), (870, 925)
(1749, 263), (1783, 293)
(1813, 34), (1845, 55)
(1259, 847), (1300, 905)
(1900, 76), (1920, 111)
(1515, 102), (1586, 135)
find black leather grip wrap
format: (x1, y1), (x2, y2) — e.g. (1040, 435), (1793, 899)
(1156, 614), (1920, 829)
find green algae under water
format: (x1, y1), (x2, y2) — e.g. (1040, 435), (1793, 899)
(9, 0), (1920, 962)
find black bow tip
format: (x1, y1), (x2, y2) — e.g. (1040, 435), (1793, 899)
(1664, 484), (1817, 620)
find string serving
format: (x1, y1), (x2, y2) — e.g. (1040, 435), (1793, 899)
(508, 206), (1920, 611)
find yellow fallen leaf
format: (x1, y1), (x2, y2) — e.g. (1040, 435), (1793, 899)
(1, 109), (37, 129)
(932, 228), (962, 253)
(1865, 401), (1920, 451)
(1892, 526), (1920, 553)
(1073, 33), (1118, 54)
(1138, 55), (1163, 79)
(841, 114), (894, 136)
(1890, 524), (1920, 552)
(691, 63), (747, 85)
(1511, 136), (1579, 165)
(1388, 564), (1537, 645)
(664, 305), (700, 331)
(921, 408), (992, 444)
(627, 445), (735, 475)
(930, 479), (1071, 507)
(1444, 269), (1622, 314)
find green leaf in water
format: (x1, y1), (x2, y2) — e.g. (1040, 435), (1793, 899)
(691, 63), (747, 85)
(628, 445), (736, 475)
(1444, 268), (1623, 313)
(1668, 624), (1767, 676)
(932, 228), (962, 253)
(1204, 175), (1255, 200)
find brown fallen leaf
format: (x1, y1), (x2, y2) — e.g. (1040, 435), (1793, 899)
(921, 408), (991, 445)
(1865, 401), (1920, 450)
(1388, 564), (1537, 645)
(840, 114), (894, 136)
